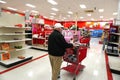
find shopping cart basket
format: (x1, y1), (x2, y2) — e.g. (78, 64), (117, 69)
(79, 37), (90, 44)
(62, 46), (87, 80)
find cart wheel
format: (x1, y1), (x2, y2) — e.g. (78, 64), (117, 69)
(73, 77), (76, 80)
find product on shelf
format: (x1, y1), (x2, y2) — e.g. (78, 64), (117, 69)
(17, 56), (25, 59)
(14, 46), (22, 49)
(13, 38), (22, 40)
(1, 52), (10, 60)
(14, 24), (23, 28)
(15, 32), (23, 34)
(1, 43), (10, 50)
(32, 34), (38, 38)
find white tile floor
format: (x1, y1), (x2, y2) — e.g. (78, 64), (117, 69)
(0, 38), (120, 80)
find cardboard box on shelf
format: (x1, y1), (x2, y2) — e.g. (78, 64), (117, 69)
(1, 52), (10, 60)
(1, 43), (10, 50)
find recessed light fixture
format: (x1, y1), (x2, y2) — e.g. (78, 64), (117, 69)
(80, 4), (86, 9)
(99, 9), (104, 12)
(26, 3), (36, 8)
(113, 12), (118, 15)
(68, 11), (73, 14)
(7, 7), (17, 11)
(50, 13), (56, 15)
(51, 8), (59, 11)
(0, 0), (6, 3)
(47, 0), (58, 5)
(31, 10), (39, 13)
(100, 16), (103, 18)
(80, 17), (84, 19)
(63, 17), (67, 20)
(87, 14), (91, 16)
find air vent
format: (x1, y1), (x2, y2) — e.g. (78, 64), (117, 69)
(84, 10), (94, 13)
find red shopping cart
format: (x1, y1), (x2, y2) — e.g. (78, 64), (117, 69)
(62, 46), (87, 80)
(80, 37), (90, 44)
(61, 37), (89, 80)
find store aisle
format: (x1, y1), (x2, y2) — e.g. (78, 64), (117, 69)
(0, 38), (114, 80)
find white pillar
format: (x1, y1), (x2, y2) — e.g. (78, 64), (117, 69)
(117, 0), (120, 19)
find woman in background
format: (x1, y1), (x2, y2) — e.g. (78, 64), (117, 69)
(102, 30), (109, 50)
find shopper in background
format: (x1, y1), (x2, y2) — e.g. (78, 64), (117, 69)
(48, 23), (73, 80)
(87, 30), (91, 48)
(102, 30), (109, 50)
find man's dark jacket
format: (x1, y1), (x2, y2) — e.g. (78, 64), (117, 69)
(48, 30), (73, 56)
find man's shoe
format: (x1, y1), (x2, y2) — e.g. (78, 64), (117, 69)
(57, 75), (60, 78)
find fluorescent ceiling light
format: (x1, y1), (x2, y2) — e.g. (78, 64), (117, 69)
(0, 0), (6, 3)
(99, 9), (104, 12)
(47, 0), (58, 5)
(113, 12), (118, 15)
(7, 7), (17, 11)
(80, 4), (86, 9)
(100, 16), (103, 18)
(31, 10), (39, 13)
(63, 17), (67, 19)
(87, 14), (91, 16)
(51, 8), (59, 11)
(68, 11), (73, 14)
(80, 17), (84, 19)
(50, 13), (56, 15)
(26, 3), (36, 8)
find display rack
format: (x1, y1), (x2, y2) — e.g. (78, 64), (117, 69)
(32, 31), (52, 51)
(31, 23), (52, 51)
(106, 24), (119, 56)
(0, 26), (33, 68)
(106, 20), (120, 74)
(25, 27), (32, 45)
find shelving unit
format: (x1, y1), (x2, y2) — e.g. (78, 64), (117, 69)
(32, 31), (51, 51)
(0, 26), (33, 68)
(106, 20), (120, 75)
(25, 25), (32, 45)
(31, 23), (52, 51)
(106, 24), (119, 57)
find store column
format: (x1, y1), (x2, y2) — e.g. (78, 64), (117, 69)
(117, 0), (120, 19)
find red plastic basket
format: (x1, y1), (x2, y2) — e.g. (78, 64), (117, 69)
(78, 47), (87, 62)
(63, 46), (87, 64)
(80, 37), (90, 43)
